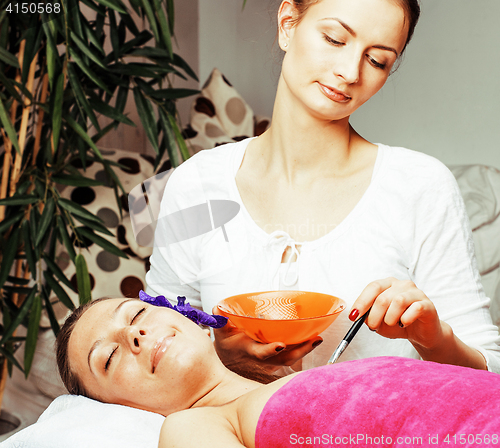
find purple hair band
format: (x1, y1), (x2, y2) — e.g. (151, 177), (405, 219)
(139, 290), (227, 329)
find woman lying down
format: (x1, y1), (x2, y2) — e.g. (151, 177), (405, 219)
(57, 296), (500, 448)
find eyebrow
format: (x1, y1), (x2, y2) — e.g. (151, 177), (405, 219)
(319, 17), (399, 57)
(87, 298), (139, 374)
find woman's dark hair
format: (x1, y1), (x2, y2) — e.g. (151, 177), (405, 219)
(289, 0), (420, 57)
(56, 298), (108, 398)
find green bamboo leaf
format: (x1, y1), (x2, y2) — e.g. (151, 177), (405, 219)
(56, 216), (76, 262)
(83, 21), (105, 53)
(0, 210), (24, 234)
(42, 254), (75, 291)
(133, 78), (155, 96)
(0, 10), (7, 28)
(70, 49), (111, 93)
(158, 107), (181, 167)
(118, 12), (140, 36)
(76, 227), (128, 259)
(6, 276), (30, 286)
(15, 181), (31, 197)
(0, 97), (21, 154)
(58, 197), (104, 224)
(72, 215), (114, 237)
(108, 62), (163, 78)
(29, 205), (39, 247)
(43, 272), (75, 311)
(24, 295), (42, 377)
(133, 87), (159, 153)
(35, 196), (56, 247)
(168, 113), (190, 162)
(70, 0), (85, 40)
(93, 0), (127, 14)
(0, 226), (21, 290)
(115, 86), (129, 114)
(2, 286), (35, 295)
(102, 161), (126, 195)
(0, 347), (24, 373)
(21, 26), (40, 85)
(172, 54), (199, 82)
(128, 47), (170, 58)
(90, 121), (119, 144)
(88, 96), (136, 126)
(65, 115), (105, 161)
(51, 73), (64, 151)
(127, 0), (141, 15)
(21, 221), (37, 279)
(117, 30), (152, 56)
(42, 292), (61, 336)
(0, 46), (19, 67)
(52, 174), (103, 187)
(67, 63), (100, 131)
(0, 70), (24, 103)
(75, 254), (92, 305)
(139, 0), (159, 42)
(150, 88), (200, 100)
(108, 9), (120, 60)
(42, 20), (59, 88)
(166, 0), (174, 34)
(156, 7), (173, 58)
(0, 288), (36, 346)
(70, 31), (108, 70)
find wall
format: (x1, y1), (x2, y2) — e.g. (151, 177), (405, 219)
(198, 0), (278, 119)
(192, 0), (500, 168)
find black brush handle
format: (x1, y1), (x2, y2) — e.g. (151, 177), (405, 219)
(344, 309), (371, 343)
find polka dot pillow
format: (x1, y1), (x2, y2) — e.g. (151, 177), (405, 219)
(183, 68), (270, 154)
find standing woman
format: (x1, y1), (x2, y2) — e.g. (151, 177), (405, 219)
(146, 0), (500, 374)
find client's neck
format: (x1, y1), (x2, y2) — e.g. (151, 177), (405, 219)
(192, 365), (262, 409)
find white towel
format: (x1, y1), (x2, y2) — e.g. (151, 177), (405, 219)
(0, 394), (164, 448)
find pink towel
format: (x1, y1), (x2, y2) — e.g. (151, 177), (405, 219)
(256, 357), (500, 447)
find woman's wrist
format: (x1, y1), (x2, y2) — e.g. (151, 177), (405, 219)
(411, 321), (488, 370)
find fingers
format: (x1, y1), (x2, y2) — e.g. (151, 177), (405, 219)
(263, 337), (323, 366)
(250, 341), (287, 360)
(351, 278), (436, 331)
(350, 277), (396, 319)
(368, 288), (421, 329)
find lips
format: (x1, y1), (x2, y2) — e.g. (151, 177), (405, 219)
(317, 83), (352, 103)
(151, 335), (174, 373)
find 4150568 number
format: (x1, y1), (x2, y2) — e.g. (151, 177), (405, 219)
(5, 2), (61, 13)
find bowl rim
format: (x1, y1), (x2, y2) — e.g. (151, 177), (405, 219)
(216, 290), (346, 322)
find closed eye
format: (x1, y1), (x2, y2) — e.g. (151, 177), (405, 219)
(323, 33), (344, 46)
(105, 347), (118, 371)
(131, 307), (146, 325)
(367, 55), (386, 70)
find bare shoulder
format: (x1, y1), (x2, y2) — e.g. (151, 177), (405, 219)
(235, 373), (299, 448)
(159, 406), (244, 448)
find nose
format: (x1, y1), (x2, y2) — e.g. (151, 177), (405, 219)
(334, 49), (361, 84)
(123, 326), (146, 354)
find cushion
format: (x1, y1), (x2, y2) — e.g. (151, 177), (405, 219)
(450, 164), (500, 325)
(183, 68), (270, 155)
(1, 395), (164, 448)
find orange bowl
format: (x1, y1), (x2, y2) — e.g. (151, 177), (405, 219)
(216, 291), (345, 345)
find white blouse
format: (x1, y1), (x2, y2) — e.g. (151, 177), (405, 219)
(146, 138), (500, 373)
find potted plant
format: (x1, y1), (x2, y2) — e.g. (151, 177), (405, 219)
(0, 0), (199, 420)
